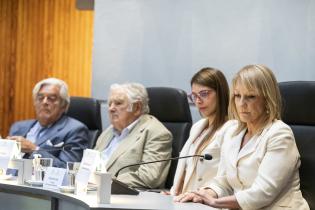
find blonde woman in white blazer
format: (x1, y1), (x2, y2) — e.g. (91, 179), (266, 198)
(176, 65), (309, 209)
(169, 67), (230, 195)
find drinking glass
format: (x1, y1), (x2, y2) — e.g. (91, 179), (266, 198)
(40, 158), (53, 168)
(67, 162), (80, 187)
(34, 158), (53, 181)
(13, 141), (22, 159)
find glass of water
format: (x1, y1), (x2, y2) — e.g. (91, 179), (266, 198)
(35, 158), (53, 181)
(67, 162), (80, 187)
(13, 141), (22, 159)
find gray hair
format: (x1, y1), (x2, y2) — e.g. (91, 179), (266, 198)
(33, 78), (70, 110)
(109, 83), (150, 114)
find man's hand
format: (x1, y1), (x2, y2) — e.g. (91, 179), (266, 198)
(7, 136), (37, 153)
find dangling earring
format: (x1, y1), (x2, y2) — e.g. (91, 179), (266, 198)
(265, 105), (270, 114)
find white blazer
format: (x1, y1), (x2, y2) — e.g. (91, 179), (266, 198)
(170, 119), (233, 195)
(209, 120), (309, 210)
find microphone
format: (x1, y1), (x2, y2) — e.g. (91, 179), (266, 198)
(110, 154), (212, 195)
(114, 153), (212, 177)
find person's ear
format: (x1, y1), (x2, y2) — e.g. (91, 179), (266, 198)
(133, 101), (142, 115)
(56, 98), (68, 114)
(63, 103), (69, 113)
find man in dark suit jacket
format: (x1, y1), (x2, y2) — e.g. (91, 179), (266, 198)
(8, 78), (88, 168)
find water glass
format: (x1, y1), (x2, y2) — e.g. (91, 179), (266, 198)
(34, 158), (53, 181)
(40, 158), (53, 168)
(13, 141), (22, 159)
(67, 162), (80, 187)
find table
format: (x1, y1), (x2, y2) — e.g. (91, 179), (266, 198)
(0, 180), (217, 210)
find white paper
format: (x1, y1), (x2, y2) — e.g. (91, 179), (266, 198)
(76, 149), (100, 185)
(0, 139), (17, 175)
(95, 172), (111, 204)
(43, 167), (66, 190)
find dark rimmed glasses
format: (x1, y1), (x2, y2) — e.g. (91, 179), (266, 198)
(187, 89), (213, 103)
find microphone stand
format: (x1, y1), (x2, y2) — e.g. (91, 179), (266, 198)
(115, 154), (211, 177)
(111, 154), (212, 195)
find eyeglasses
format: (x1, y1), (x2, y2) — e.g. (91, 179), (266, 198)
(188, 89), (213, 103)
(36, 94), (60, 103)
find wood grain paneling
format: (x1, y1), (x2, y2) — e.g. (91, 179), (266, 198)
(0, 0), (18, 138)
(0, 0), (94, 136)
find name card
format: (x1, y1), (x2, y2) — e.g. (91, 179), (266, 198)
(0, 139), (17, 175)
(43, 167), (66, 190)
(76, 149), (99, 185)
(8, 159), (33, 184)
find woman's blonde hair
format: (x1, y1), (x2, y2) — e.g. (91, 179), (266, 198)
(229, 64), (282, 134)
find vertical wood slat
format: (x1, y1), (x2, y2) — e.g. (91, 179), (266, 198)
(0, 0), (18, 137)
(0, 0), (94, 136)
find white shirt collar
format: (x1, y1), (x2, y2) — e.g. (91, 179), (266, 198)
(112, 117), (141, 137)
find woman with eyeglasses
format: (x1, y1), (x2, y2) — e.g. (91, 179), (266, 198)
(175, 65), (309, 209)
(167, 67), (230, 196)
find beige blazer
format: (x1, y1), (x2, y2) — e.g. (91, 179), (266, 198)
(209, 120), (309, 210)
(170, 119), (234, 195)
(94, 114), (172, 188)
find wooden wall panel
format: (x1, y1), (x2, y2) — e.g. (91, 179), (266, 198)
(0, 0), (18, 138)
(0, 0), (94, 136)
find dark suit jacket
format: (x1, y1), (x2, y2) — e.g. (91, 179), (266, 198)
(9, 115), (89, 168)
